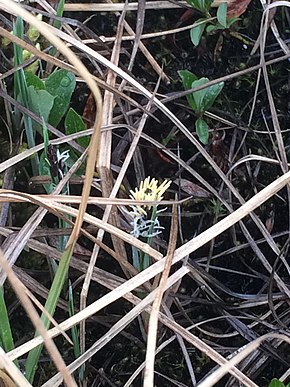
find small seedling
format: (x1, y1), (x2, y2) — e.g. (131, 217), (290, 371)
(179, 69), (224, 144)
(186, 1), (238, 47)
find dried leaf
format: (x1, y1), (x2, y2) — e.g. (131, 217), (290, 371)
(227, 0), (252, 18)
(83, 92), (96, 129)
(174, 179), (211, 198)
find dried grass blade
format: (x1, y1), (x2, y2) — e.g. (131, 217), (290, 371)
(143, 203), (178, 387)
(79, 2), (125, 359)
(198, 332), (290, 387)
(0, 347), (31, 387)
(63, 1), (234, 12)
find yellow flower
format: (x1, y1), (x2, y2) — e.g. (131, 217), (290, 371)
(130, 177), (171, 216)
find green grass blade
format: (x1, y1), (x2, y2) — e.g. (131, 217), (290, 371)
(50, 0), (65, 56)
(68, 281), (84, 381)
(68, 281), (79, 359)
(13, 16), (39, 175)
(0, 286), (15, 354)
(54, 0), (65, 29)
(25, 244), (74, 382)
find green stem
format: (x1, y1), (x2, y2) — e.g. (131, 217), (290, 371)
(140, 206), (158, 271)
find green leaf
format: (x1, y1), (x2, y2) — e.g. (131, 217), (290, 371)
(42, 118), (50, 154)
(45, 69), (76, 127)
(190, 20), (206, 46)
(191, 78), (224, 113)
(203, 0), (214, 12)
(269, 380), (286, 387)
(178, 70), (198, 90)
(191, 77), (210, 113)
(180, 71), (224, 115)
(54, 0), (65, 29)
(186, 0), (214, 13)
(206, 23), (224, 33)
(217, 2), (227, 28)
(227, 17), (240, 27)
(28, 86), (55, 124)
(195, 118), (209, 144)
(25, 72), (45, 91)
(201, 81), (224, 111)
(65, 108), (89, 148)
(178, 70), (199, 111)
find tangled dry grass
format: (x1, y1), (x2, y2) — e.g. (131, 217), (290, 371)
(0, 0), (290, 386)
